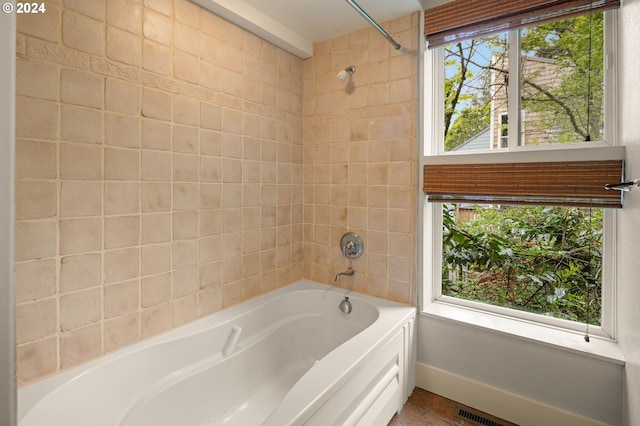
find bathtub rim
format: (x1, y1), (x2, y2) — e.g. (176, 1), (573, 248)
(18, 279), (416, 424)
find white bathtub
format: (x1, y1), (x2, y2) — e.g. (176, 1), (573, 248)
(18, 279), (416, 426)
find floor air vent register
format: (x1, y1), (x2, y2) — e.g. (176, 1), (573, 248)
(454, 406), (510, 426)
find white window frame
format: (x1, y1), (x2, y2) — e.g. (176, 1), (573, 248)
(421, 11), (619, 343)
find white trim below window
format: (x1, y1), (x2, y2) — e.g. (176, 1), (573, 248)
(421, 302), (624, 365)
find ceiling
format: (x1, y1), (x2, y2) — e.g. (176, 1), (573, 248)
(191, 0), (430, 58)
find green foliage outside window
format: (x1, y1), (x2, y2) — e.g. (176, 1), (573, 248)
(441, 204), (602, 325)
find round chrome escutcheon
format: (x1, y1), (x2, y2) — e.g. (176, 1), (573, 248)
(340, 232), (364, 259)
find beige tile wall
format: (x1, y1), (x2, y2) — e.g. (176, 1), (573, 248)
(302, 14), (419, 304)
(15, 0), (304, 385)
(15, 0), (419, 386)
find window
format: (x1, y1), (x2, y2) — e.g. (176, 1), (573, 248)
(441, 14), (608, 153)
(496, 112), (525, 148)
(498, 113), (508, 148)
(441, 204), (604, 326)
(422, 6), (620, 339)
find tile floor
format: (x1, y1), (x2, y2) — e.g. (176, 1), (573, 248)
(388, 388), (518, 426)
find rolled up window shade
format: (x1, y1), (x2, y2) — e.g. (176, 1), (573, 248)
(424, 0), (620, 48)
(423, 160), (624, 208)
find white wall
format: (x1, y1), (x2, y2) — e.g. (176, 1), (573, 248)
(0, 4), (16, 426)
(417, 3), (640, 425)
(417, 315), (623, 424)
(617, 0), (640, 424)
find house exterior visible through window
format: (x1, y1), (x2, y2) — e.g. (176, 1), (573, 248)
(422, 1), (621, 339)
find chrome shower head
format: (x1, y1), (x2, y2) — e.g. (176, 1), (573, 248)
(337, 65), (356, 81)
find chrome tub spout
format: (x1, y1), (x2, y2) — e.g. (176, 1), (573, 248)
(334, 266), (355, 282)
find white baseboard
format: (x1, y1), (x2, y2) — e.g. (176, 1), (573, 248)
(415, 363), (608, 426)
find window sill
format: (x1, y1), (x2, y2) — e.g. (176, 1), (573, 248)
(422, 301), (625, 366)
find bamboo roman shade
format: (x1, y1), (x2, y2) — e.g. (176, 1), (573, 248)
(424, 0), (620, 48)
(423, 160), (625, 208)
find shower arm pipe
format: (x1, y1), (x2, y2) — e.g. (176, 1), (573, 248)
(345, 0), (403, 52)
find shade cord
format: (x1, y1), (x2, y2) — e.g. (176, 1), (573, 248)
(584, 202), (592, 343)
(585, 11), (593, 142)
(584, 12), (594, 342)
